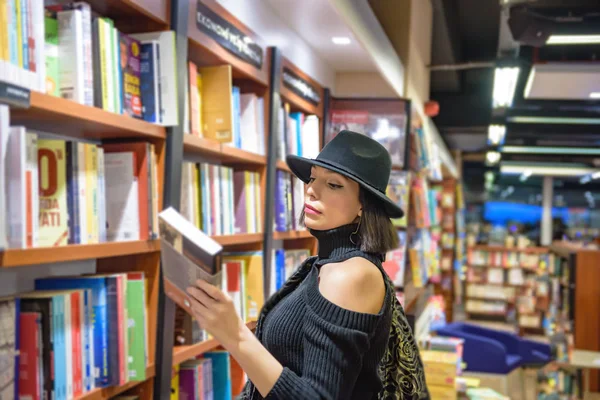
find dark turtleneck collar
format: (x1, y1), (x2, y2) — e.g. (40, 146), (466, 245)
(309, 223), (360, 260)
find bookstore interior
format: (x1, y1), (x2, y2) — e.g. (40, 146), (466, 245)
(1, 0), (600, 399)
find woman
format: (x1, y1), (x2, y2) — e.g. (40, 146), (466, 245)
(187, 130), (428, 399)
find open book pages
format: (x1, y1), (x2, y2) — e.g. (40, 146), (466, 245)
(159, 207), (223, 314)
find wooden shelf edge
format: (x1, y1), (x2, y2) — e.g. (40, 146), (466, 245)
(276, 160), (292, 173)
(273, 230), (313, 240)
(183, 135), (266, 166)
(0, 240), (161, 268)
(77, 364), (155, 400)
(173, 321), (257, 365)
(469, 245), (549, 254)
(16, 92), (166, 140)
(212, 233), (264, 246)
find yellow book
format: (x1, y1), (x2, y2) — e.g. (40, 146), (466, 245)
(15, 0), (22, 68)
(223, 253), (264, 322)
(170, 365), (179, 400)
(98, 18), (110, 110)
(199, 65), (233, 142)
(85, 144), (98, 243)
(196, 73), (203, 137)
(38, 139), (69, 247)
(0, 0), (8, 62)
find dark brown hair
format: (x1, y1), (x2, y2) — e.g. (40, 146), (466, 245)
(299, 187), (399, 254)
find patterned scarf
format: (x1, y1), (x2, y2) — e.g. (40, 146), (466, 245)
(238, 257), (429, 400)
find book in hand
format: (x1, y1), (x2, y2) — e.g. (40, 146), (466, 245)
(158, 207), (223, 315)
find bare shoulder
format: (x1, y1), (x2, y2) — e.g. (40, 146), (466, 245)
(318, 257), (386, 315)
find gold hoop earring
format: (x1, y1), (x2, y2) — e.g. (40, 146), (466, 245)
(350, 217), (361, 245)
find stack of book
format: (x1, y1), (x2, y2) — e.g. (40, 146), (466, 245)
(274, 170), (305, 232)
(184, 63), (265, 155)
(0, 115), (159, 248)
(180, 161), (263, 236)
(1, 272), (149, 398)
(275, 105), (320, 161)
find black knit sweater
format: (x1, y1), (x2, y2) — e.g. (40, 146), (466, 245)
(248, 224), (393, 399)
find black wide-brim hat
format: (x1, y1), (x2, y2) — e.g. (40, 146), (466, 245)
(286, 130), (404, 218)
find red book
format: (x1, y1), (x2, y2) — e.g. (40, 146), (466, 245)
(19, 312), (43, 400)
(102, 143), (151, 240)
(70, 292), (83, 397)
(189, 62), (200, 137)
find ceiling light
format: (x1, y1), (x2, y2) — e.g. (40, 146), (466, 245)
(590, 92), (600, 99)
(501, 163), (598, 177)
(507, 116), (600, 125)
(332, 37), (351, 45)
(488, 125), (506, 146)
(520, 170), (532, 182)
(593, 171), (600, 179)
(500, 146), (600, 156)
(486, 151), (501, 165)
(547, 35), (600, 45)
(492, 67), (520, 108)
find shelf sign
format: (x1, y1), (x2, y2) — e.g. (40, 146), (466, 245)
(0, 81), (30, 108)
(282, 68), (321, 106)
(196, 1), (264, 69)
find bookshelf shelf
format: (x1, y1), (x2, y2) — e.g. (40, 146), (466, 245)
(276, 160), (292, 173)
(212, 233), (264, 246)
(470, 245), (549, 254)
(172, 321), (258, 366)
(183, 134), (267, 166)
(76, 365), (156, 400)
(0, 240), (161, 268)
(273, 230), (312, 240)
(83, 0), (168, 28)
(10, 92), (167, 141)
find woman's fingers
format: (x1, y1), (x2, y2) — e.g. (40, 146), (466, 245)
(195, 279), (227, 301)
(187, 286), (216, 308)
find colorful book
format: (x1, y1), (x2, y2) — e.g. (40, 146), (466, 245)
(38, 139), (68, 247)
(119, 33), (143, 119)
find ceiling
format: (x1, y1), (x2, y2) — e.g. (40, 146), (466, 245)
(265, 0), (378, 72)
(429, 0), (600, 207)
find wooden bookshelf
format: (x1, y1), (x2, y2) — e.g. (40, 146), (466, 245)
(212, 233), (264, 246)
(183, 135), (267, 167)
(77, 365), (156, 400)
(273, 230), (312, 240)
(10, 92), (166, 141)
(84, 0), (169, 29)
(172, 321), (258, 366)
(0, 240), (161, 268)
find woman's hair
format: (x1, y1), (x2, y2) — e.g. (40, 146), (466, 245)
(299, 187), (399, 254)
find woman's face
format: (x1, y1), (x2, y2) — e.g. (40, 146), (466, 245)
(304, 166), (362, 230)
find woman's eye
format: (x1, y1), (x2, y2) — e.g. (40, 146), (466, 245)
(328, 183), (342, 189)
(308, 177), (316, 183)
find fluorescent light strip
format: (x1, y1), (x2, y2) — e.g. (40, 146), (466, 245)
(488, 125), (506, 146)
(507, 116), (600, 125)
(547, 35), (600, 45)
(501, 146), (600, 155)
(493, 67), (520, 108)
(501, 164), (599, 177)
(332, 37), (351, 45)
(590, 92), (600, 99)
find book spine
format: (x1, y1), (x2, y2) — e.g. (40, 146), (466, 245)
(25, 131), (37, 248)
(57, 9), (85, 104)
(64, 293), (73, 400)
(71, 292), (83, 397)
(116, 275), (127, 385)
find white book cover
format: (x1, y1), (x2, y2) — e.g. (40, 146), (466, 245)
(76, 143), (88, 244)
(228, 167), (235, 235)
(130, 31), (178, 126)
(201, 163), (211, 236)
(6, 127), (35, 249)
(219, 166), (230, 235)
(292, 176), (305, 231)
(277, 107), (286, 161)
(302, 115), (320, 159)
(57, 9), (85, 104)
(26, 131), (39, 248)
(239, 94), (258, 154)
(0, 106), (8, 250)
(32, 0), (46, 92)
(104, 152), (140, 242)
(288, 115), (298, 156)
